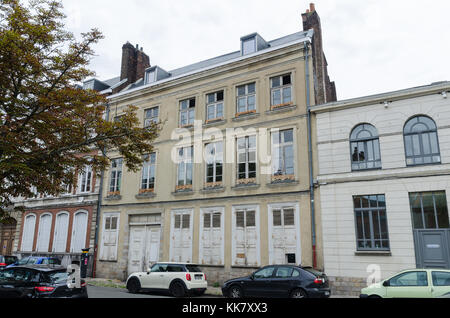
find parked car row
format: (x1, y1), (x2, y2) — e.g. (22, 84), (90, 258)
(0, 255), (62, 270)
(125, 262), (331, 298)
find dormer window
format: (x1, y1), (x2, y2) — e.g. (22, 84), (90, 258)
(240, 33), (269, 56)
(146, 70), (156, 83)
(242, 38), (256, 55)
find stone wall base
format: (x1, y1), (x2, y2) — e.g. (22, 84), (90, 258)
(328, 276), (367, 297)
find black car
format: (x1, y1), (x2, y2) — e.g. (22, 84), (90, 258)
(221, 265), (331, 298)
(0, 255), (18, 270)
(0, 265), (88, 298)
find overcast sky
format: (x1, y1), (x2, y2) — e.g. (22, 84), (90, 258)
(62, 0), (450, 100)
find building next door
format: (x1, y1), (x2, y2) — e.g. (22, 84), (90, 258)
(409, 192), (450, 269)
(0, 219), (17, 255)
(128, 225), (161, 274)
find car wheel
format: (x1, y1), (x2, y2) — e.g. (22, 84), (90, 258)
(127, 278), (141, 294)
(229, 285), (243, 298)
(290, 288), (308, 298)
(170, 281), (186, 298)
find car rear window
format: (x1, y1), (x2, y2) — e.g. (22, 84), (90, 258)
(5, 256), (17, 264)
(185, 265), (202, 272)
(302, 268), (324, 277)
(43, 271), (69, 284)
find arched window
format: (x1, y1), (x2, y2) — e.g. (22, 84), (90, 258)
(350, 124), (382, 171)
(404, 116), (441, 166)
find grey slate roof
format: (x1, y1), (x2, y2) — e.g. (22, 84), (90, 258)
(93, 30), (311, 95)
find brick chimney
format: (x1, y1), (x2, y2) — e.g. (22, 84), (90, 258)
(302, 3), (337, 104)
(120, 42), (150, 85)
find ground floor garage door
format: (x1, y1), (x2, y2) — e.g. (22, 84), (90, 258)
(414, 230), (450, 269)
(128, 225), (161, 274)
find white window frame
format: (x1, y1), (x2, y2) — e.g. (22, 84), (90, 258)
(206, 91), (224, 121)
(270, 74), (293, 106)
(78, 165), (92, 194)
(236, 83), (256, 114)
(52, 211), (69, 253)
(231, 205), (261, 267)
(100, 212), (120, 261)
(205, 142), (223, 185)
(199, 207), (225, 266)
(267, 203), (301, 265)
(21, 214), (37, 252)
(237, 135), (257, 181)
(141, 153), (157, 191)
(109, 158), (123, 193)
(271, 129), (295, 177)
(177, 146), (193, 187)
(70, 210), (88, 253)
(144, 106), (159, 127)
(179, 98), (195, 127)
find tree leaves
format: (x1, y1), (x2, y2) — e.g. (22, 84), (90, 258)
(0, 0), (160, 217)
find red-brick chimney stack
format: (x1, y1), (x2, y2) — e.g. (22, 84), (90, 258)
(119, 42), (150, 88)
(302, 3), (337, 104)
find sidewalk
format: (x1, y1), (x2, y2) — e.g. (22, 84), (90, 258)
(85, 278), (356, 298)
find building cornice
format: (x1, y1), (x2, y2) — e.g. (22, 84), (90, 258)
(311, 81), (450, 114)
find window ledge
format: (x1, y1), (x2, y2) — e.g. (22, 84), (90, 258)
(203, 119), (227, 128)
(172, 190), (194, 197)
(104, 195), (122, 201)
(232, 183), (260, 191)
(267, 180), (299, 187)
(266, 104), (297, 115)
(355, 251), (392, 257)
(232, 112), (260, 122)
(201, 187), (226, 194)
(176, 125), (194, 132)
(135, 192), (157, 199)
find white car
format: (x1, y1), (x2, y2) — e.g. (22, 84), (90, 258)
(126, 262), (208, 297)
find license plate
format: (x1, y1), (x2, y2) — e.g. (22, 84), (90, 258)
(325, 291), (330, 296)
(195, 275), (203, 280)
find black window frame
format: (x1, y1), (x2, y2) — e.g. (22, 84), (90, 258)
(353, 194), (391, 252)
(403, 115), (441, 167)
(350, 123), (382, 171)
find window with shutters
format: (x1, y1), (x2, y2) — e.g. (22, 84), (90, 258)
(100, 214), (119, 261)
(170, 210), (193, 263)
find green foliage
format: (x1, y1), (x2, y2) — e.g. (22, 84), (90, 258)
(0, 0), (160, 217)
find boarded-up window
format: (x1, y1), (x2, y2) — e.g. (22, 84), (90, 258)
(170, 211), (193, 263)
(200, 210), (224, 265)
(233, 208), (259, 266)
(100, 214), (119, 261)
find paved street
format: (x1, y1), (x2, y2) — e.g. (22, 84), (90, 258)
(87, 285), (219, 298)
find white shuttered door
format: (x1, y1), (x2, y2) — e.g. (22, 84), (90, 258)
(21, 214), (36, 252)
(200, 209), (224, 265)
(128, 225), (161, 275)
(233, 207), (259, 267)
(53, 213), (69, 253)
(170, 210), (192, 263)
(36, 214), (52, 252)
(100, 214), (119, 261)
(71, 212), (88, 253)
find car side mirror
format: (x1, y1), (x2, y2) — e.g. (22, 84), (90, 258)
(383, 280), (390, 287)
(250, 274), (255, 280)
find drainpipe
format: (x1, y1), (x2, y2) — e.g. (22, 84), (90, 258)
(92, 102), (110, 278)
(304, 41), (317, 269)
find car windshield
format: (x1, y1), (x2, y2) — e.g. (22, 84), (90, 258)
(185, 265), (202, 273)
(43, 271), (69, 284)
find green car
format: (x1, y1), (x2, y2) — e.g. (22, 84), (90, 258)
(360, 269), (450, 298)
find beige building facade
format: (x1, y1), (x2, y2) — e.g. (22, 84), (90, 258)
(94, 7), (336, 282)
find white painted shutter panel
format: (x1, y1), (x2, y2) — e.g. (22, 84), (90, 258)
(171, 212), (192, 263)
(36, 214), (52, 252)
(234, 210), (258, 266)
(147, 227), (160, 263)
(21, 215), (36, 252)
(128, 227), (145, 274)
(271, 208), (298, 264)
(53, 214), (69, 253)
(71, 212), (88, 253)
(100, 216), (118, 261)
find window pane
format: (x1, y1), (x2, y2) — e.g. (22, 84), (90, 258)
(271, 77), (280, 88)
(237, 86), (246, 96)
(212, 213), (221, 228)
(284, 209), (295, 226)
(410, 193), (424, 229)
(204, 213), (211, 228)
(273, 210), (282, 226)
(434, 192), (450, 229)
(282, 87), (292, 103)
(430, 132), (439, 154)
(246, 211), (256, 227)
(432, 271), (450, 286)
(182, 215), (190, 229)
(422, 133), (431, 155)
(272, 89), (281, 106)
(282, 74), (292, 85)
(422, 193), (437, 229)
(247, 83), (255, 94)
(236, 211), (244, 228)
